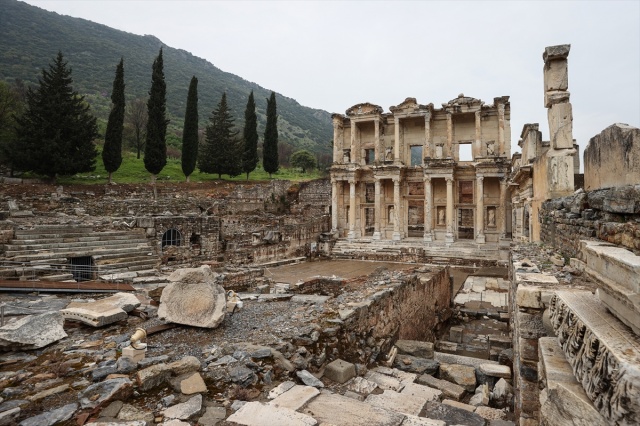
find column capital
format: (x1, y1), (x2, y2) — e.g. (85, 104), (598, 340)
(393, 177), (400, 185)
(423, 176), (432, 183)
(476, 175), (484, 183)
(445, 176), (454, 184)
(424, 111), (432, 122)
(498, 103), (506, 115)
(348, 178), (356, 184)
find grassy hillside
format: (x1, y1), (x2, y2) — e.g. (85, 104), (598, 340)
(0, 0), (332, 156)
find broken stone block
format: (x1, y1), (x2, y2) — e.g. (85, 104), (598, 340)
(295, 370), (323, 388)
(269, 385), (319, 411)
(268, 381), (296, 399)
(547, 102), (573, 149)
(479, 364), (511, 379)
(303, 392), (404, 426)
(393, 355), (439, 375)
(323, 359), (356, 384)
(0, 311), (67, 350)
(158, 266), (226, 328)
(61, 292), (140, 327)
(121, 346), (145, 363)
(163, 394), (203, 421)
(79, 378), (133, 410)
(177, 372), (207, 395)
(439, 363), (477, 392)
(395, 340), (435, 358)
(347, 376), (378, 394)
(401, 382), (442, 402)
(416, 373), (465, 401)
(228, 401), (317, 426)
(137, 363), (170, 391)
(423, 401), (486, 426)
(365, 389), (426, 416)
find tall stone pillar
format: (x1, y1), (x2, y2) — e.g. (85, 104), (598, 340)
(474, 110), (482, 159)
(331, 179), (338, 233)
(475, 176), (485, 244)
(497, 103), (505, 156)
(332, 115), (343, 163)
(347, 179), (356, 239)
(374, 117), (380, 163)
(423, 177), (433, 242)
(392, 178), (401, 241)
(445, 177), (454, 244)
(544, 44), (575, 197)
(350, 120), (357, 164)
(500, 178), (508, 239)
(446, 113), (453, 159)
(394, 117), (401, 163)
(424, 111), (431, 160)
(373, 179), (381, 240)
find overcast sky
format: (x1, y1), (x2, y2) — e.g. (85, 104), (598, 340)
(23, 0), (640, 158)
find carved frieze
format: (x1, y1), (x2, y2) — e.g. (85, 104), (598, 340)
(549, 290), (640, 425)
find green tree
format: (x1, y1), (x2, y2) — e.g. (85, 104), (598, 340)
(102, 58), (125, 184)
(263, 91), (279, 178)
(13, 51), (98, 181)
(241, 90), (259, 180)
(198, 92), (241, 179)
(181, 76), (199, 182)
(290, 150), (317, 173)
(0, 80), (25, 173)
(144, 48), (168, 189)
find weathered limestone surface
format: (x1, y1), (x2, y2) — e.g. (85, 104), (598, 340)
(158, 266), (226, 328)
(323, 358), (356, 384)
(550, 290), (640, 425)
(538, 337), (606, 426)
(365, 389), (426, 416)
(395, 340), (434, 359)
(580, 240), (640, 334)
(0, 311), (67, 350)
(269, 385), (319, 411)
(584, 123), (640, 190)
(61, 292), (140, 327)
(303, 392), (405, 426)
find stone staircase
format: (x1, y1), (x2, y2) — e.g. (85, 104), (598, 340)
(1, 225), (158, 282)
(332, 239), (503, 265)
(228, 364), (510, 426)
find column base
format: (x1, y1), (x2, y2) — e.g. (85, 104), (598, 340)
(445, 232), (454, 244)
(476, 233), (486, 244)
(347, 230), (355, 240)
(372, 231), (381, 240)
(423, 232), (433, 242)
(392, 232), (402, 241)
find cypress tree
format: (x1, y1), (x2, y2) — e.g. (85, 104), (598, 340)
(144, 48), (168, 188)
(241, 90), (259, 180)
(102, 58), (125, 184)
(181, 76), (199, 182)
(14, 51), (97, 181)
(198, 93), (241, 179)
(263, 91), (279, 178)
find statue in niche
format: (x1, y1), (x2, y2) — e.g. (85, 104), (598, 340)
(488, 207), (496, 227)
(388, 206), (395, 225)
(487, 141), (495, 156)
(385, 146), (393, 161)
(438, 207), (445, 225)
(343, 149), (350, 163)
(436, 144), (443, 159)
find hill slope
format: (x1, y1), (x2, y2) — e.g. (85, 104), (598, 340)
(0, 0), (333, 155)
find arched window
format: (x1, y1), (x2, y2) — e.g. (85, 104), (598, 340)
(162, 228), (182, 249)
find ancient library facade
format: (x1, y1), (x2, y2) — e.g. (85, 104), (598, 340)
(330, 95), (511, 243)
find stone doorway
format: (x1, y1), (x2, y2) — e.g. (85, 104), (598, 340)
(457, 208), (474, 239)
(363, 207), (375, 236)
(407, 201), (424, 237)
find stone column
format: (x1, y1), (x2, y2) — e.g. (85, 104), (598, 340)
(445, 176), (454, 243)
(497, 103), (505, 156)
(374, 117), (380, 163)
(423, 176), (433, 242)
(373, 178), (381, 240)
(347, 179), (356, 239)
(392, 178), (401, 241)
(474, 110), (481, 159)
(350, 120), (356, 164)
(475, 176), (485, 244)
(446, 113), (453, 159)
(332, 116), (343, 163)
(331, 179), (338, 233)
(500, 178), (508, 239)
(394, 117), (401, 163)
(424, 111), (431, 160)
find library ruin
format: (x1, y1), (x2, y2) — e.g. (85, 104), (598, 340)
(0, 44), (638, 426)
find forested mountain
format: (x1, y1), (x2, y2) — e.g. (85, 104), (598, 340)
(0, 0), (332, 156)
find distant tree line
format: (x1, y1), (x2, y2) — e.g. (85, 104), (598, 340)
(0, 49), (287, 182)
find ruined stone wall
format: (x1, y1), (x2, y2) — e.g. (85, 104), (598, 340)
(584, 123), (640, 190)
(539, 185), (640, 258)
(291, 277), (344, 296)
(218, 268), (264, 292)
(291, 179), (331, 216)
(335, 267), (451, 365)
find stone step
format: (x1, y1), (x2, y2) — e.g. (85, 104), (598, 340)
(40, 273), (75, 281)
(5, 239), (150, 255)
(8, 246), (152, 263)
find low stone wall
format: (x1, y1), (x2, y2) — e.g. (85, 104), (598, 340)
(218, 268), (264, 292)
(540, 185), (640, 258)
(334, 267), (451, 366)
(292, 277), (345, 296)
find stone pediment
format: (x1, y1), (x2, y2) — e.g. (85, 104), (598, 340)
(345, 102), (383, 117)
(442, 93), (484, 110)
(389, 98), (431, 114)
